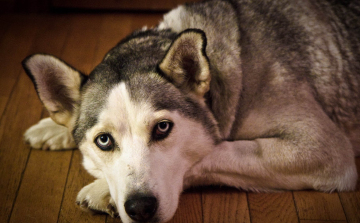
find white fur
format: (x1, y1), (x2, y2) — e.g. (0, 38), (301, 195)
(158, 6), (185, 32)
(76, 178), (117, 217)
(78, 82), (214, 222)
(24, 117), (76, 150)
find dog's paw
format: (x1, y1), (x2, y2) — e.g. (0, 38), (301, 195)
(76, 179), (118, 218)
(24, 117), (77, 150)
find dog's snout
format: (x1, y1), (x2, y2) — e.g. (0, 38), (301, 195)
(124, 196), (158, 222)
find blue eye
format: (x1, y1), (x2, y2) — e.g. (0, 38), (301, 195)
(153, 121), (173, 140)
(95, 134), (114, 151)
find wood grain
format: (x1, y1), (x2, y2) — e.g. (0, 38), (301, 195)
(8, 15), (73, 223)
(130, 13), (163, 30)
(293, 191), (346, 221)
(0, 15), (11, 123)
(92, 14), (133, 66)
(0, 15), (44, 223)
(202, 187), (250, 223)
(169, 190), (203, 223)
(0, 15), (42, 119)
(248, 191), (299, 223)
(0, 71), (44, 222)
(9, 150), (73, 223)
(51, 0), (200, 11)
(300, 221), (347, 223)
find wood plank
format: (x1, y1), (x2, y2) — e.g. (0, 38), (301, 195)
(293, 191), (346, 221)
(168, 190), (202, 223)
(9, 150), (73, 223)
(0, 15), (45, 223)
(0, 15), (42, 119)
(92, 14), (134, 66)
(130, 13), (162, 31)
(202, 187), (250, 223)
(51, 0), (200, 11)
(58, 14), (104, 74)
(300, 221), (347, 223)
(27, 15), (71, 58)
(0, 72), (44, 222)
(338, 157), (360, 223)
(0, 15), (11, 43)
(248, 192), (299, 223)
(57, 14), (106, 223)
(8, 15), (73, 223)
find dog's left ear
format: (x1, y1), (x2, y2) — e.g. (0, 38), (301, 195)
(22, 54), (87, 128)
(159, 29), (210, 97)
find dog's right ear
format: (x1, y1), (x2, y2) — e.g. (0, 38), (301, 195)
(159, 29), (211, 98)
(22, 54), (87, 128)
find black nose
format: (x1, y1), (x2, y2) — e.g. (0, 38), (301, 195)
(124, 196), (158, 222)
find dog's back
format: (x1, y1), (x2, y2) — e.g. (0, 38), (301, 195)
(231, 0), (360, 152)
(237, 0), (360, 125)
(161, 0), (360, 143)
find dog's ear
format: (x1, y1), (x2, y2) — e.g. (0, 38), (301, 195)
(159, 29), (210, 97)
(22, 54), (87, 128)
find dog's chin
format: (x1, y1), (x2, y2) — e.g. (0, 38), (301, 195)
(156, 197), (181, 223)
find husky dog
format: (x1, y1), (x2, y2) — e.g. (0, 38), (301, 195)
(22, 0), (360, 222)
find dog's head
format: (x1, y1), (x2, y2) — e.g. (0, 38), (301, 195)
(23, 29), (221, 222)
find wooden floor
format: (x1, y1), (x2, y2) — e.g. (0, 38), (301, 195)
(0, 13), (359, 223)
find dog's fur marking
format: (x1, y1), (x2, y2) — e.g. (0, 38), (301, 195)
(78, 82), (215, 222)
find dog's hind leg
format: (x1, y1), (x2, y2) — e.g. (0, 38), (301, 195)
(185, 137), (357, 192)
(76, 178), (118, 218)
(24, 117), (76, 150)
(184, 108), (358, 192)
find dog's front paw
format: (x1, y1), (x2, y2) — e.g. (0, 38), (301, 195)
(24, 117), (76, 150)
(76, 179), (118, 218)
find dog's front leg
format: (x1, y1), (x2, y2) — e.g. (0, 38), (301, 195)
(76, 178), (118, 217)
(24, 117), (76, 150)
(184, 138), (357, 192)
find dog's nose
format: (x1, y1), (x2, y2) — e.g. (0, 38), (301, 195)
(124, 196), (158, 222)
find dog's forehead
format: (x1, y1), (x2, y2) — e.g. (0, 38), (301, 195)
(73, 70), (218, 144)
(73, 71), (182, 144)
(98, 81), (158, 139)
(101, 30), (176, 78)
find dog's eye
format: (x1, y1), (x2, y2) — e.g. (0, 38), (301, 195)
(95, 134), (114, 151)
(153, 121), (173, 140)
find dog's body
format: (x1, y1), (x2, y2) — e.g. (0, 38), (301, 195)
(22, 0), (360, 222)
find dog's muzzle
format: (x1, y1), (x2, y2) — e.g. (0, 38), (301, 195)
(124, 195), (158, 222)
